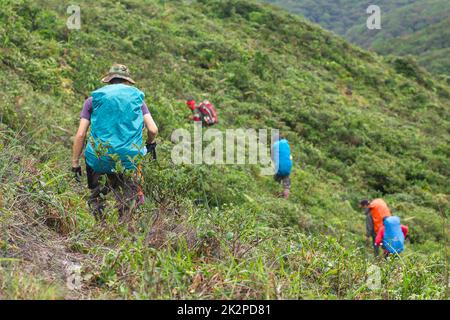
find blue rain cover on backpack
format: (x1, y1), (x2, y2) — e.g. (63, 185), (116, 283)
(85, 84), (147, 173)
(273, 139), (293, 176)
(383, 216), (405, 254)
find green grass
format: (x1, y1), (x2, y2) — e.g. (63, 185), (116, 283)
(0, 0), (448, 299)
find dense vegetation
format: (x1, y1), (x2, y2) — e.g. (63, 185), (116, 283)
(264, 0), (450, 76)
(0, 0), (448, 299)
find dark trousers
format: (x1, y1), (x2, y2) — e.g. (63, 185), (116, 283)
(274, 174), (291, 189)
(86, 164), (139, 219)
(372, 236), (380, 257)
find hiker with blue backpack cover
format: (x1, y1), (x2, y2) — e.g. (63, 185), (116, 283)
(71, 64), (158, 219)
(375, 216), (409, 257)
(272, 136), (293, 199)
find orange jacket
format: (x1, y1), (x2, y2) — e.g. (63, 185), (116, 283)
(369, 199), (391, 234)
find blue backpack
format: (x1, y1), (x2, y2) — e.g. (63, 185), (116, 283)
(272, 139), (292, 176)
(85, 84), (147, 173)
(383, 216), (405, 254)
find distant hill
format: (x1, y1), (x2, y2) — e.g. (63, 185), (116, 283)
(264, 0), (450, 76)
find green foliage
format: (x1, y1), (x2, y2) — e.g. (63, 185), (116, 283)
(0, 0), (448, 299)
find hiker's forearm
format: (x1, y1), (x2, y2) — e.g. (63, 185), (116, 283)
(72, 119), (90, 167)
(144, 114), (158, 143)
(72, 135), (86, 167)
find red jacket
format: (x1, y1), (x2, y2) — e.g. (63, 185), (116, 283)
(186, 100), (196, 111)
(375, 225), (409, 246)
(186, 100), (201, 122)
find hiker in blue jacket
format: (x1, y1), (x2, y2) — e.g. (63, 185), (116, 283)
(71, 64), (158, 219)
(272, 136), (293, 199)
(375, 216), (409, 257)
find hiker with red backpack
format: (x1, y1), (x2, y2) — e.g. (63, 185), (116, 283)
(375, 216), (409, 257)
(185, 98), (218, 126)
(360, 198), (392, 257)
(71, 64), (158, 220)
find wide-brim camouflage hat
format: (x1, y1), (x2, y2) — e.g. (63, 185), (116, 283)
(101, 63), (136, 84)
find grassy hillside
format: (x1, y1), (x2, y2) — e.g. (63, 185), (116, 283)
(264, 0), (450, 76)
(0, 0), (449, 299)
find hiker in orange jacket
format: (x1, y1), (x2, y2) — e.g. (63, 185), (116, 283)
(360, 198), (392, 257)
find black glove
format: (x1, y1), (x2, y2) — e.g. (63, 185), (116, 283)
(72, 166), (82, 182)
(146, 142), (157, 161)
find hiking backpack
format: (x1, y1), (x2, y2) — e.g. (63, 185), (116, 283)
(198, 100), (218, 126)
(383, 216), (405, 254)
(273, 139), (292, 176)
(85, 84), (146, 173)
(369, 198), (392, 234)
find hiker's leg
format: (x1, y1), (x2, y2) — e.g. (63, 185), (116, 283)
(121, 173), (139, 217)
(372, 236), (380, 257)
(106, 173), (125, 217)
(274, 174), (283, 197)
(282, 176), (291, 199)
(86, 164), (106, 220)
(107, 173), (138, 218)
